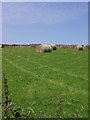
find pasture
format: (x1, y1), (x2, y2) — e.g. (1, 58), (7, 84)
(2, 47), (88, 118)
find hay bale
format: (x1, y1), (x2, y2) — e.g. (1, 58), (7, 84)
(50, 44), (57, 50)
(83, 45), (90, 49)
(83, 45), (87, 49)
(0, 44), (2, 48)
(74, 45), (83, 51)
(36, 44), (52, 52)
(36, 45), (41, 52)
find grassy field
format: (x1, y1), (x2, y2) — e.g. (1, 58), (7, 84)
(2, 47), (88, 118)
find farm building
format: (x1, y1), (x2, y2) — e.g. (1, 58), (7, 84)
(36, 44), (53, 52)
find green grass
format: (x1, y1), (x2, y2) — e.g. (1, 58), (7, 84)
(2, 47), (88, 118)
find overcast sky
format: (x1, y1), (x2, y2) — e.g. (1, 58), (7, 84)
(2, 2), (88, 45)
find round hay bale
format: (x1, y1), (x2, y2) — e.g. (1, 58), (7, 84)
(83, 45), (89, 49)
(74, 45), (83, 51)
(36, 44), (52, 52)
(41, 44), (52, 52)
(50, 44), (57, 50)
(36, 45), (41, 52)
(0, 44), (2, 48)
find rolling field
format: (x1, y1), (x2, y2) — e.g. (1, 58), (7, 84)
(2, 47), (88, 118)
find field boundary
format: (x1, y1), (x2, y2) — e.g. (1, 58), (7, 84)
(2, 71), (12, 118)
(2, 71), (63, 119)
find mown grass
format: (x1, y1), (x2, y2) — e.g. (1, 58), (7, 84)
(2, 47), (88, 118)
